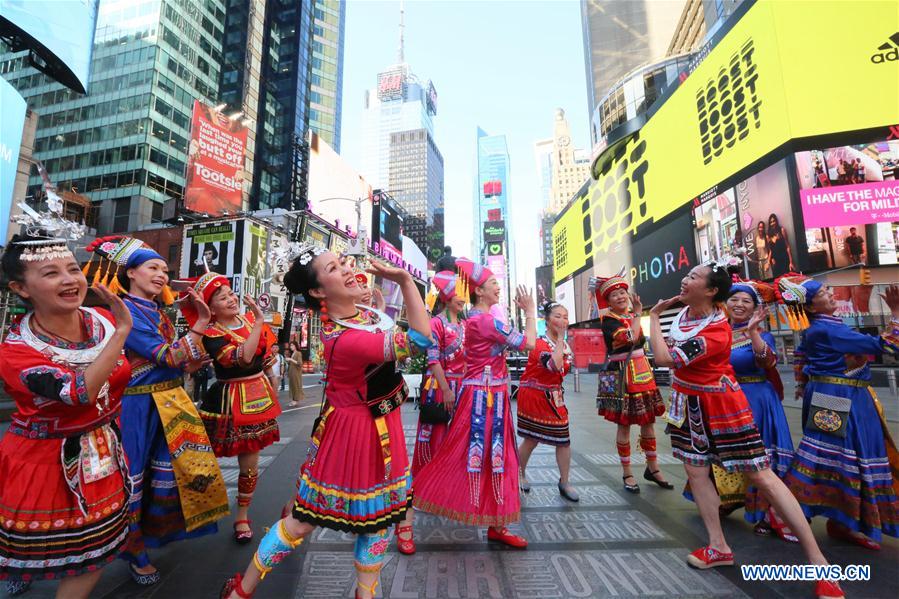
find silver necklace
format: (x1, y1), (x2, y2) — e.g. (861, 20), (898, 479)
(331, 304), (395, 333)
(669, 307), (718, 342)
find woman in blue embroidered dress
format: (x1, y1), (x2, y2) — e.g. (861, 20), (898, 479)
(220, 249), (432, 599)
(779, 275), (899, 551)
(84, 236), (228, 585)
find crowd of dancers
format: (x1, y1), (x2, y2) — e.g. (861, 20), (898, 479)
(0, 230), (896, 599)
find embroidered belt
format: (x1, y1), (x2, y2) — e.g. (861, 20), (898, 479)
(809, 375), (869, 388)
(123, 377), (184, 395)
(218, 373), (264, 384)
(672, 374), (739, 393)
(608, 349), (645, 361)
(520, 380), (562, 392)
(736, 375), (766, 384)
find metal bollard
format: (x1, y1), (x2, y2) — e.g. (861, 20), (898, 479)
(573, 367), (580, 393)
(888, 369), (897, 397)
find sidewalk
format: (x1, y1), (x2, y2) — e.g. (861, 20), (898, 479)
(3, 374), (897, 598)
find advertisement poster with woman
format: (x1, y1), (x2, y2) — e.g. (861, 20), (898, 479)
(795, 138), (899, 267)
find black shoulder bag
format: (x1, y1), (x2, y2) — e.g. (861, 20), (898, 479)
(418, 325), (451, 425)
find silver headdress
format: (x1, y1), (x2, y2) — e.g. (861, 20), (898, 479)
(270, 240), (328, 277)
(10, 161), (85, 246)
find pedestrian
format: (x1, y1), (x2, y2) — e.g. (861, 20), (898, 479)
(396, 270), (467, 554)
(85, 236), (228, 585)
(779, 275), (899, 552)
(855, 158), (866, 184)
(434, 245), (456, 272)
(766, 213), (795, 277)
(269, 343), (286, 392)
(684, 279), (797, 540)
(648, 263), (843, 599)
(285, 340), (305, 407)
(184, 272), (281, 545)
(219, 246), (432, 599)
(193, 362), (212, 404)
(517, 301), (577, 501)
(845, 227), (865, 264)
(593, 271), (671, 494)
(414, 259), (537, 549)
(0, 234), (133, 598)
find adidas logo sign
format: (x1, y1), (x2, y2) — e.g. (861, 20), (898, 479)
(871, 32), (899, 63)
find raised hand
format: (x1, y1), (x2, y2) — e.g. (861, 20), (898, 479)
(185, 287), (211, 327)
(514, 285), (535, 314)
(367, 260), (411, 284)
(747, 306), (768, 332)
(93, 284), (132, 333)
(631, 292), (643, 314)
(650, 296), (680, 316)
(372, 287), (386, 312)
(244, 294), (264, 321)
(880, 285), (899, 317)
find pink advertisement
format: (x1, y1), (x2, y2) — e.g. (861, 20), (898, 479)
(800, 180), (899, 228)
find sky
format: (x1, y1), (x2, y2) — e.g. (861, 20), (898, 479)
(340, 0), (590, 289)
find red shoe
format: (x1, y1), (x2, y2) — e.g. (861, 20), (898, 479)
(826, 519), (880, 551)
(768, 508), (798, 544)
(395, 524), (416, 555)
(233, 520), (253, 545)
(487, 527), (528, 548)
(221, 573), (253, 598)
(686, 546), (734, 569)
(815, 580), (844, 599)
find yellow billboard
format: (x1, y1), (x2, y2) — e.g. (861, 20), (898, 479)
(554, 0), (899, 284)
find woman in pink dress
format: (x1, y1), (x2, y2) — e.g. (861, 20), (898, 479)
(220, 247), (432, 599)
(414, 258), (536, 548)
(396, 270), (466, 554)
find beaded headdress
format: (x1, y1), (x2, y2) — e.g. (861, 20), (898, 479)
(83, 236), (173, 303)
(589, 267), (629, 310)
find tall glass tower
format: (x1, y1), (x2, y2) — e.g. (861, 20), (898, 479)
(1, 0), (227, 233)
(309, 0), (345, 152)
(475, 127), (514, 316)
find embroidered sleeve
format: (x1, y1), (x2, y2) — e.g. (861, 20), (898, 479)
(482, 315), (526, 351)
(204, 334), (241, 368)
(754, 332), (778, 369)
(670, 337), (707, 369)
(19, 366), (89, 406)
(826, 322), (895, 356)
(427, 317), (444, 366)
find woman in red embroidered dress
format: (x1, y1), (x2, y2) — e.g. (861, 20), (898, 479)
(220, 248), (432, 599)
(0, 235), (132, 599)
(592, 272), (671, 494)
(396, 270), (466, 554)
(517, 301), (577, 501)
(184, 273), (281, 545)
(414, 259), (537, 549)
(648, 263), (842, 599)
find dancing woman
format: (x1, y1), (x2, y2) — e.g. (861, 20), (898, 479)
(0, 234), (133, 599)
(185, 273), (281, 544)
(517, 301), (577, 501)
(396, 270), (467, 555)
(593, 272), (671, 493)
(220, 247), (431, 599)
(648, 263), (842, 599)
(779, 275), (899, 550)
(83, 236), (228, 584)
(414, 259), (536, 548)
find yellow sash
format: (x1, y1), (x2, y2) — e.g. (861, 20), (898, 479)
(152, 386), (230, 530)
(870, 388), (899, 497)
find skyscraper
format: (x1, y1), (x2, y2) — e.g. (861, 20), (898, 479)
(581, 0), (686, 146)
(1, 0), (228, 233)
(548, 108), (590, 215)
(360, 4), (442, 264)
(388, 128), (444, 263)
(309, 0), (346, 151)
(220, 0), (316, 211)
(475, 127), (514, 313)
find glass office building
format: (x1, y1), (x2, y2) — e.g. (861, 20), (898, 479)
(475, 128), (515, 309)
(0, 0), (226, 233)
(310, 0), (345, 152)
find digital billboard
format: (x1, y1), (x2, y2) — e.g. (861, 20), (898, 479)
(0, 0), (98, 94)
(183, 101), (248, 216)
(795, 139), (899, 268)
(552, 0), (899, 284)
(377, 69), (406, 101)
(483, 220), (506, 243)
(307, 131), (373, 236)
(0, 76), (26, 244)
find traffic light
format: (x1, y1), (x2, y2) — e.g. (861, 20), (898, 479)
(860, 267), (873, 285)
